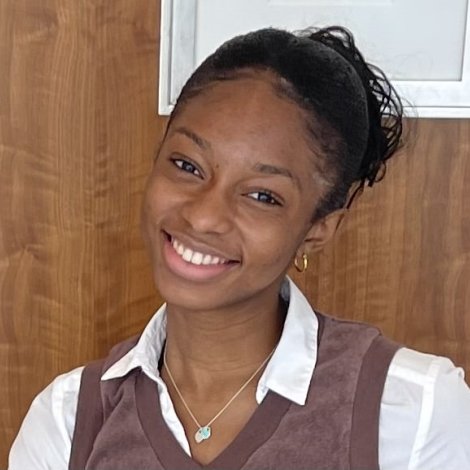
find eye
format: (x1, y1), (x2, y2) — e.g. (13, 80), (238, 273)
(172, 158), (202, 177)
(247, 191), (282, 206)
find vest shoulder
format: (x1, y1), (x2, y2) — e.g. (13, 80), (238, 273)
(317, 311), (382, 335)
(316, 311), (400, 356)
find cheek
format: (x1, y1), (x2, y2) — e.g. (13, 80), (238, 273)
(141, 176), (170, 242)
(243, 222), (300, 270)
(142, 174), (177, 220)
(248, 205), (314, 268)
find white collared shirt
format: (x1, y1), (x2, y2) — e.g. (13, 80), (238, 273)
(9, 279), (470, 469)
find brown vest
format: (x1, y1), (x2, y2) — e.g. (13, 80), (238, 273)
(69, 313), (400, 470)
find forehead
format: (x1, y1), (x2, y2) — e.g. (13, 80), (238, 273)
(167, 73), (318, 173)
(175, 72), (305, 138)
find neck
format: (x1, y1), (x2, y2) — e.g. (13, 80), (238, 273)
(163, 287), (286, 391)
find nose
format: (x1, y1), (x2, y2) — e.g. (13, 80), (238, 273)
(180, 186), (234, 235)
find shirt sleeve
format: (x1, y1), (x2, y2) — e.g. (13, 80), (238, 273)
(379, 348), (470, 470)
(8, 366), (83, 470)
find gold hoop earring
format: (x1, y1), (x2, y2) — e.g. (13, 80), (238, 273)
(294, 253), (308, 273)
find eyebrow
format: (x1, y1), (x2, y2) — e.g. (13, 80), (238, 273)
(172, 126), (300, 187)
(174, 126), (211, 151)
(253, 162), (300, 188)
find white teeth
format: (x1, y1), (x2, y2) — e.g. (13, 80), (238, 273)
(172, 238), (185, 255)
(182, 248), (193, 262)
(170, 236), (228, 266)
(191, 252), (203, 265)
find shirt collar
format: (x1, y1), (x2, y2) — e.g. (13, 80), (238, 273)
(101, 277), (318, 406)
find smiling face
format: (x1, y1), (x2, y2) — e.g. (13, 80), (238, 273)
(142, 72), (340, 312)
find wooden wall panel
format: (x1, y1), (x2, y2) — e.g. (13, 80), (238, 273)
(0, 1), (469, 467)
(0, 0), (165, 465)
(291, 119), (470, 374)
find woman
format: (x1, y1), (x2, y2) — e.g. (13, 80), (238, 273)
(9, 26), (470, 469)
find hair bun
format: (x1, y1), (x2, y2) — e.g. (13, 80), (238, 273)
(307, 26), (403, 188)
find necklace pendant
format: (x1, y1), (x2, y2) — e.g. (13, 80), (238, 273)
(195, 425), (212, 443)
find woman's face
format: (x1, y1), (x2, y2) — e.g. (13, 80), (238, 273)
(142, 73), (333, 312)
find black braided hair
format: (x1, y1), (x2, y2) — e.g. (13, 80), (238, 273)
(169, 26), (404, 220)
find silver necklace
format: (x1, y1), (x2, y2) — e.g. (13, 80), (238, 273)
(163, 346), (276, 444)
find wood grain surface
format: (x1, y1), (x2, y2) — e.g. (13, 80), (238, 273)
(291, 119), (470, 369)
(0, 0), (165, 465)
(0, 1), (469, 466)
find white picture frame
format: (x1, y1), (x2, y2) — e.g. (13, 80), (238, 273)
(159, 0), (470, 118)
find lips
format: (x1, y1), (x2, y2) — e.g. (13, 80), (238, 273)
(171, 236), (230, 266)
(161, 231), (239, 282)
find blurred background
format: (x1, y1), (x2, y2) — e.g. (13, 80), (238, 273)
(0, 1), (469, 467)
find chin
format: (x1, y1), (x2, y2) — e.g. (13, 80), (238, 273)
(153, 265), (287, 316)
(154, 275), (232, 312)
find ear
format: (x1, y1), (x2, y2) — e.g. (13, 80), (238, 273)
(301, 209), (347, 254)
